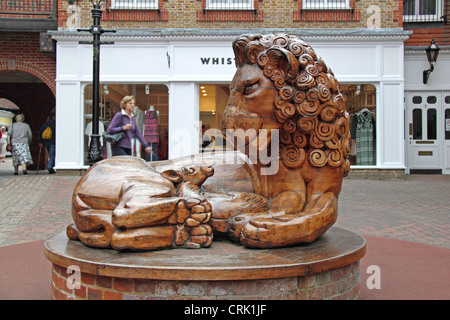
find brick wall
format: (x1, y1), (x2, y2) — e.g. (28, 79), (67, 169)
(404, 0), (450, 46)
(0, 33), (56, 95)
(62, 0), (401, 30)
(51, 261), (361, 300)
(0, 32), (57, 169)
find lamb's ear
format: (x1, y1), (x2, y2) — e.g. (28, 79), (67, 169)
(161, 169), (183, 183)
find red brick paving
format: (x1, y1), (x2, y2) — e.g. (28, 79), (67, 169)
(0, 164), (449, 300)
(1, 170), (448, 249)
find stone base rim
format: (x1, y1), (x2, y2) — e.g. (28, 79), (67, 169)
(44, 227), (366, 282)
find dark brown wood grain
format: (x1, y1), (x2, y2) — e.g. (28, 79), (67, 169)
(66, 34), (351, 250)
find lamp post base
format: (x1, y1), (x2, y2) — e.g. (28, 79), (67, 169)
(87, 134), (103, 166)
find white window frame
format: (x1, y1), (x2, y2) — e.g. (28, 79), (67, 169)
(206, 0), (254, 10)
(403, 0), (443, 22)
(302, 0), (350, 10)
(111, 0), (158, 10)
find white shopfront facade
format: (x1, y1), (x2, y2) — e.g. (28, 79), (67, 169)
(404, 47), (450, 174)
(51, 29), (410, 173)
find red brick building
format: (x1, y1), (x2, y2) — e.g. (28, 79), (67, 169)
(0, 1), (57, 168)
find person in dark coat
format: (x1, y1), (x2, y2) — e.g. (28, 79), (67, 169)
(38, 112), (56, 174)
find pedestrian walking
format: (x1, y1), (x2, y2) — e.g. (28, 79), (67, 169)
(0, 126), (8, 163)
(8, 114), (33, 175)
(107, 96), (152, 157)
(38, 112), (56, 174)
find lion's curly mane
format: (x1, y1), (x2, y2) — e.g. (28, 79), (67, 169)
(232, 34), (351, 176)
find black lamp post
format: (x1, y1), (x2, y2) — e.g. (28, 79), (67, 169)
(423, 39), (440, 84)
(78, 0), (115, 166)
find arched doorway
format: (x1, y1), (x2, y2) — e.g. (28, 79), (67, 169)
(0, 71), (55, 170)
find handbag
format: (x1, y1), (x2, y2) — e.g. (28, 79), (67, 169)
(103, 114), (125, 144)
(103, 131), (125, 144)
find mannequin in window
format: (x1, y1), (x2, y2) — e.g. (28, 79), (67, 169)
(143, 105), (159, 161)
(352, 108), (375, 165)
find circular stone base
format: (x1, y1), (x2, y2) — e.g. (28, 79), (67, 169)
(44, 227), (366, 300)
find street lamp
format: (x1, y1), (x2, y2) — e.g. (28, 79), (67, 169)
(423, 39), (440, 84)
(77, 0), (116, 165)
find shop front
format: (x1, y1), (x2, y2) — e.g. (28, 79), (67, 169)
(51, 29), (409, 175)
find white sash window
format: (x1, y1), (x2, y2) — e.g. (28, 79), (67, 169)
(302, 0), (349, 10)
(206, 0), (254, 10)
(111, 0), (158, 10)
(403, 0), (443, 22)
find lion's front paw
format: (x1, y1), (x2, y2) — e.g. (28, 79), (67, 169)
(238, 214), (311, 248)
(174, 199), (214, 248)
(228, 211), (267, 243)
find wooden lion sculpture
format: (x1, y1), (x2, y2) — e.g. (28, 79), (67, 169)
(67, 33), (350, 250)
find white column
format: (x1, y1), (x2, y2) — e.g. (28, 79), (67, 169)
(168, 82), (199, 159)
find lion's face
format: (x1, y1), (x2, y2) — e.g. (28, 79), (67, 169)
(221, 34), (350, 176)
(221, 64), (280, 152)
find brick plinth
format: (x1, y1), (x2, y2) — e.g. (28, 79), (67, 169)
(51, 261), (360, 300)
(45, 227), (365, 300)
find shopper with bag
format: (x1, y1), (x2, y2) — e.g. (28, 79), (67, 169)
(38, 112), (56, 174)
(106, 96), (151, 157)
(8, 114), (33, 175)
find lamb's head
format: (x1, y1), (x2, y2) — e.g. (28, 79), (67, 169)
(161, 165), (214, 187)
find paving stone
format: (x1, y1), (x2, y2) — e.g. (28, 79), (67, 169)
(0, 157), (449, 249)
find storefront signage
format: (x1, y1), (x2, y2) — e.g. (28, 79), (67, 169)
(200, 57), (234, 65)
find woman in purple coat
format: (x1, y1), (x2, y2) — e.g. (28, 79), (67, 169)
(107, 96), (152, 157)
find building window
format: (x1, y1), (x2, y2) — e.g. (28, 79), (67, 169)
(111, 0), (158, 10)
(206, 0), (253, 10)
(344, 84), (377, 166)
(302, 0), (350, 10)
(198, 0), (262, 22)
(403, 0), (443, 22)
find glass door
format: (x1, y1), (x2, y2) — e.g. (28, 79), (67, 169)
(444, 92), (450, 174)
(406, 92), (442, 173)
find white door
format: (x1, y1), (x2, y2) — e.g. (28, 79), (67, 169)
(406, 92), (442, 173)
(444, 92), (450, 174)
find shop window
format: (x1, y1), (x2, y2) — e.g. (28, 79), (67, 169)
(412, 108), (423, 140)
(403, 0), (443, 22)
(427, 108), (437, 140)
(199, 84), (229, 152)
(199, 83), (377, 165)
(345, 84), (377, 166)
(83, 84), (169, 165)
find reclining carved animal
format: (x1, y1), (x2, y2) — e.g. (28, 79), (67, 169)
(67, 33), (350, 250)
(67, 158), (215, 250)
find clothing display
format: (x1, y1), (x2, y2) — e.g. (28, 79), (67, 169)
(143, 106), (160, 161)
(144, 108), (160, 144)
(352, 108), (375, 165)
